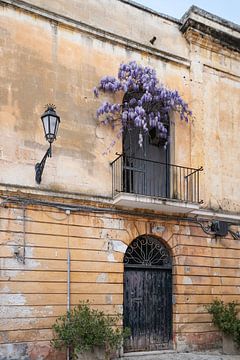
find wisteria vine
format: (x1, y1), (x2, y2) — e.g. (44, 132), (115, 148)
(94, 61), (191, 150)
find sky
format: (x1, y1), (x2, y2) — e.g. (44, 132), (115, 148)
(134, 0), (240, 25)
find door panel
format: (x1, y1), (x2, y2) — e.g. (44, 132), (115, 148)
(124, 269), (146, 351)
(124, 267), (172, 352)
(123, 128), (169, 197)
(145, 269), (172, 349)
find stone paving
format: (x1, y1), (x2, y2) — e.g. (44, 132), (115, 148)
(119, 351), (240, 360)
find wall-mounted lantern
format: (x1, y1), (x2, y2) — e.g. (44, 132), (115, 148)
(35, 104), (60, 184)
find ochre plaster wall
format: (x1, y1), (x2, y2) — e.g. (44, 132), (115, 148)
(1, 202), (240, 357)
(0, 4), (190, 197)
(10, 0), (189, 60)
(0, 2), (239, 212)
(0, 1), (240, 212)
(187, 35), (240, 213)
(0, 1), (240, 358)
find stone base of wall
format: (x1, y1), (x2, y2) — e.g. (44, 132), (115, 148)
(0, 336), (223, 360)
(176, 332), (222, 352)
(0, 342), (65, 360)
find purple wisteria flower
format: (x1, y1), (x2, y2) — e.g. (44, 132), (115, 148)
(94, 61), (191, 150)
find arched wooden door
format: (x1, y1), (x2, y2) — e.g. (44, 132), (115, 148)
(123, 235), (172, 352)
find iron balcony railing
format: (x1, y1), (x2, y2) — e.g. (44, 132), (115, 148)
(111, 154), (203, 203)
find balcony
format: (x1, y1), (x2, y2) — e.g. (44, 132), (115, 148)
(111, 154), (203, 213)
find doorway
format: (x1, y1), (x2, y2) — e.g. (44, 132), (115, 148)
(123, 125), (170, 198)
(123, 235), (172, 352)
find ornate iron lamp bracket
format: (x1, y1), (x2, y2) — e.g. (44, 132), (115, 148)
(35, 104), (60, 184)
(35, 145), (52, 184)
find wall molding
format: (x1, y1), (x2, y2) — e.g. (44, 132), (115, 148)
(1, 184), (239, 223)
(0, 0), (190, 67)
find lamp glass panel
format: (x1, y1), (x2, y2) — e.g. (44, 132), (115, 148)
(50, 115), (57, 135)
(55, 118), (60, 137)
(42, 115), (49, 137)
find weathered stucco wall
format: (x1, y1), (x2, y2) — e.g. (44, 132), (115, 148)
(1, 201), (240, 358)
(186, 30), (240, 213)
(0, 1), (239, 212)
(0, 2), (190, 197)
(7, 0), (189, 60)
(0, 1), (240, 358)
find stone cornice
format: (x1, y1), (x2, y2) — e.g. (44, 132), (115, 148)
(180, 6), (240, 52)
(182, 6), (240, 33)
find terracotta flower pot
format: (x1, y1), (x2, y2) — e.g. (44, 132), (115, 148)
(222, 335), (239, 355)
(77, 346), (111, 360)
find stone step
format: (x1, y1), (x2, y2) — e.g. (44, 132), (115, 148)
(118, 350), (175, 360)
(116, 351), (240, 360)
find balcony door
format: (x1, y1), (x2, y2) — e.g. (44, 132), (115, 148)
(123, 127), (170, 198)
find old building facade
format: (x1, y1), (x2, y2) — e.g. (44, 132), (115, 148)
(0, 0), (240, 359)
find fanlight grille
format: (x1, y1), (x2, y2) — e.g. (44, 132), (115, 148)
(124, 235), (171, 268)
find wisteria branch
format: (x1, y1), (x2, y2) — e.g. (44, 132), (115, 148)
(94, 61), (191, 151)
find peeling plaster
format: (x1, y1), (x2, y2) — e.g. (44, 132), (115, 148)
(183, 276), (193, 285)
(207, 238), (212, 245)
(0, 269), (21, 281)
(111, 240), (127, 253)
(173, 225), (180, 232)
(0, 343), (28, 360)
(0, 306), (32, 318)
(96, 273), (108, 283)
(1, 285), (10, 293)
(117, 304), (123, 314)
(102, 241), (109, 251)
(100, 229), (110, 239)
(1, 293), (26, 305)
(101, 217), (124, 230)
(24, 257), (41, 269)
(16, 215), (32, 222)
(0, 305), (54, 322)
(185, 226), (191, 235)
(44, 305), (54, 315)
(107, 253), (115, 262)
(105, 294), (112, 304)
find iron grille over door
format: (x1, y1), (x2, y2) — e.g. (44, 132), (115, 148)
(123, 236), (172, 352)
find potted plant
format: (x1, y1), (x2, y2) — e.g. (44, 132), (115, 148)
(206, 299), (240, 354)
(51, 301), (129, 360)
